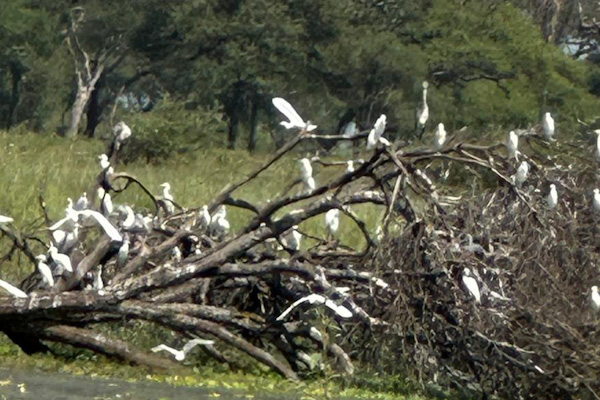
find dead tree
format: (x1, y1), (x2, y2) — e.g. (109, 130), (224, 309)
(64, 7), (124, 138)
(1, 120), (600, 398)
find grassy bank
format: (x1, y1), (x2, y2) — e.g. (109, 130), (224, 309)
(0, 131), (419, 399)
(0, 131), (382, 281)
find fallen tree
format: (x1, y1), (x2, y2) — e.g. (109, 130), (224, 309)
(1, 118), (600, 398)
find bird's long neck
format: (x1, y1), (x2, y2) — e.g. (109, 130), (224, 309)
(422, 88), (428, 106)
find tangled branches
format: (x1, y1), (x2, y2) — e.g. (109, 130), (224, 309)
(1, 123), (600, 398)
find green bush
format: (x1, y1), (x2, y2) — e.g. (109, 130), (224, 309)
(119, 98), (226, 163)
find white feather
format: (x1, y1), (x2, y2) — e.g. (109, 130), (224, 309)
(462, 268), (481, 303)
(0, 278), (28, 298)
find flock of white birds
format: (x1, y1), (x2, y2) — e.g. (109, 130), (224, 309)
(1, 92), (599, 363)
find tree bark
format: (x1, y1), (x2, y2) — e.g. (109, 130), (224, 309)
(84, 76), (103, 138)
(6, 62), (22, 130)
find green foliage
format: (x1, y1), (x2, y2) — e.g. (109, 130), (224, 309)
(2, 0), (600, 142)
(120, 98), (227, 163)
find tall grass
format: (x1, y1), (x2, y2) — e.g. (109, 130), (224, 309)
(0, 131), (382, 281)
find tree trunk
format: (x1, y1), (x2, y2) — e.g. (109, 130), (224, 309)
(228, 104), (239, 150)
(84, 77), (103, 138)
(248, 97), (259, 152)
(66, 85), (92, 138)
(6, 62), (22, 130)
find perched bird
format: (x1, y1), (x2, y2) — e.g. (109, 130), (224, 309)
(49, 244), (73, 273)
(78, 209), (123, 242)
(121, 205), (135, 229)
(35, 255), (54, 288)
(299, 158), (313, 182)
(507, 131), (519, 161)
(284, 226), (302, 251)
(113, 121), (132, 143)
(160, 182), (175, 214)
(97, 187), (114, 216)
(0, 215), (13, 227)
(346, 160), (354, 174)
(325, 209), (340, 237)
(272, 97), (317, 132)
(591, 285), (600, 311)
(200, 205), (211, 228)
(515, 161), (529, 187)
(593, 189), (600, 212)
(151, 338), (215, 361)
(172, 246), (182, 263)
(93, 265), (104, 290)
(366, 114), (387, 150)
(211, 215), (230, 238)
(341, 121), (358, 138)
(98, 154), (110, 170)
(305, 176), (316, 194)
(595, 130), (600, 161)
(434, 123), (446, 151)
(547, 184), (558, 209)
(53, 224), (79, 253)
(462, 268), (481, 303)
(276, 293), (353, 321)
(542, 112), (555, 141)
(0, 278), (28, 298)
(117, 236), (130, 269)
(415, 81), (429, 138)
(74, 192), (88, 211)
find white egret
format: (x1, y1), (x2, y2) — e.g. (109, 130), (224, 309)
(272, 97), (317, 131)
(78, 209), (123, 242)
(325, 209), (340, 237)
(507, 131), (519, 161)
(212, 205), (227, 221)
(515, 161), (529, 187)
(211, 215), (230, 238)
(74, 192), (88, 211)
(434, 123), (446, 151)
(0, 278), (28, 298)
(93, 265), (104, 290)
(299, 158), (313, 182)
(0, 215), (13, 227)
(542, 112), (555, 141)
(151, 338), (215, 361)
(593, 189), (600, 212)
(464, 234), (485, 255)
(35, 255), (54, 288)
(595, 130), (600, 161)
(160, 182), (175, 214)
(305, 176), (316, 194)
(284, 226), (302, 251)
(341, 121), (358, 138)
(276, 293), (352, 321)
(462, 268), (481, 303)
(366, 114), (387, 150)
(200, 205), (211, 228)
(172, 246), (182, 263)
(117, 236), (130, 268)
(98, 154), (110, 170)
(97, 187), (114, 216)
(49, 244), (73, 273)
(121, 205), (135, 229)
(415, 81), (429, 137)
(113, 121), (132, 142)
(53, 224), (79, 253)
(591, 286), (600, 311)
(346, 161), (354, 173)
(547, 184), (558, 209)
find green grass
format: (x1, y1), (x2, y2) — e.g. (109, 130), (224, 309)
(0, 132), (416, 397)
(0, 131), (383, 282)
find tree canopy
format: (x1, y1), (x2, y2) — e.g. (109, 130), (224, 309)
(2, 0), (600, 150)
